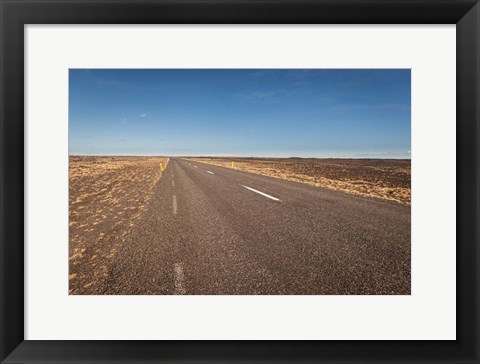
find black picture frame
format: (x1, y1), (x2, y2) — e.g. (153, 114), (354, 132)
(1, 0), (478, 363)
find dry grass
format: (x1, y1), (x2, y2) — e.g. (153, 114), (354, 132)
(187, 157), (411, 205)
(69, 156), (168, 294)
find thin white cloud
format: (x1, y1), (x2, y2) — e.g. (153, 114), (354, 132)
(238, 91), (279, 104)
(139, 113), (147, 118)
(96, 79), (123, 88)
(331, 103), (410, 111)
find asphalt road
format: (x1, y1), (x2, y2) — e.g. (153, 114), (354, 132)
(104, 158), (410, 295)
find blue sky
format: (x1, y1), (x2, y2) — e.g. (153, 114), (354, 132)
(69, 69), (411, 158)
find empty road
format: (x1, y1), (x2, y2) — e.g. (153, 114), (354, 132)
(104, 158), (410, 295)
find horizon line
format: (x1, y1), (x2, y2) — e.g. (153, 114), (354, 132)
(69, 154), (412, 160)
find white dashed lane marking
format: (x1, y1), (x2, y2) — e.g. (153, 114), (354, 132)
(206, 171), (214, 175)
(173, 263), (186, 294)
(173, 195), (178, 214)
(241, 185), (280, 201)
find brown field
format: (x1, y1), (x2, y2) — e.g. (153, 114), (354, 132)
(187, 157), (411, 205)
(69, 156), (168, 294)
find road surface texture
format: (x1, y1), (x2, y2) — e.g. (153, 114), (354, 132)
(103, 158), (410, 295)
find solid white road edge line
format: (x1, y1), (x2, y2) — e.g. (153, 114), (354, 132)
(173, 263), (186, 295)
(206, 171), (214, 174)
(241, 185), (280, 201)
(173, 195), (178, 214)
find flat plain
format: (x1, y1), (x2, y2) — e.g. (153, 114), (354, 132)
(69, 156), (168, 294)
(69, 156), (410, 295)
(187, 157), (411, 205)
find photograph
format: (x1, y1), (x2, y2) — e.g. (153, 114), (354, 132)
(68, 69), (411, 295)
